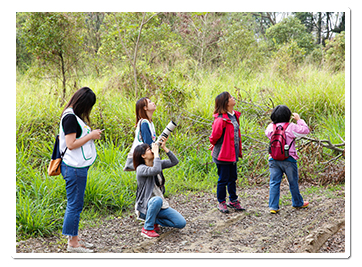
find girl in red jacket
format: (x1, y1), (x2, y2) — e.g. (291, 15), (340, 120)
(209, 91), (245, 213)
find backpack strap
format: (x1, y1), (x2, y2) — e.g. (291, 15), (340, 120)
(273, 122), (289, 131)
(137, 119), (144, 142)
(283, 122), (296, 146)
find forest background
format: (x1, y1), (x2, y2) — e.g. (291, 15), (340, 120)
(15, 11), (347, 240)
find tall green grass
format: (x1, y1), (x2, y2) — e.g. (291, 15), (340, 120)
(16, 65), (345, 239)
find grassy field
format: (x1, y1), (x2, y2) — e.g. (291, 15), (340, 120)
(16, 64), (345, 239)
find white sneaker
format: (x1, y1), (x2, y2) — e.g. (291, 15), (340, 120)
(67, 245), (94, 253)
(79, 240), (94, 248)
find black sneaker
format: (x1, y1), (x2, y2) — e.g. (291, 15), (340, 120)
(227, 200), (245, 211)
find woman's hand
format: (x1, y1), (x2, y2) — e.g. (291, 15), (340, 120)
(89, 129), (103, 140)
(291, 113), (300, 121)
(151, 142), (160, 158)
(158, 137), (170, 153)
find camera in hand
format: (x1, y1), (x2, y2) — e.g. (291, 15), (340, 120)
(156, 121), (177, 145)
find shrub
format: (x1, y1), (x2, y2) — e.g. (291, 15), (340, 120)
(324, 31), (345, 72)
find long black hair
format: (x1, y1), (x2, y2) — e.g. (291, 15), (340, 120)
(133, 143), (150, 170)
(63, 87), (96, 124)
(270, 105), (292, 123)
(133, 143), (165, 187)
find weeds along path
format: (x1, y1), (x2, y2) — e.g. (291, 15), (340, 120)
(16, 183), (345, 254)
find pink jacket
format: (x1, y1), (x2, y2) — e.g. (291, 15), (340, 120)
(265, 119), (310, 160)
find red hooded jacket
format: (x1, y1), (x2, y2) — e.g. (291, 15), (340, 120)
(209, 111), (242, 162)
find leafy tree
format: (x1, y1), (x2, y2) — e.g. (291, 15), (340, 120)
(100, 12), (181, 96)
(83, 12), (105, 76)
(170, 12), (225, 70)
(265, 16), (314, 54)
(219, 13), (267, 71)
(16, 13), (33, 72)
(294, 12), (314, 33)
(294, 12), (345, 46)
(22, 12), (85, 99)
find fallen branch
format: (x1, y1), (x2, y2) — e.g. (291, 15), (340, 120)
(300, 136), (345, 153)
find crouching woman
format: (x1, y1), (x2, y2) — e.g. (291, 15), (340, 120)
(133, 138), (186, 238)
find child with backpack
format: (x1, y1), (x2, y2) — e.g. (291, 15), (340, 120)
(265, 105), (310, 214)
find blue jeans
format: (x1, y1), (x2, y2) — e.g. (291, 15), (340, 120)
(268, 159), (304, 210)
(140, 196), (186, 230)
(216, 163), (238, 203)
(61, 162), (89, 236)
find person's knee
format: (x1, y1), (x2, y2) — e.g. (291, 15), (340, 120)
(149, 196), (163, 207)
(176, 217), (186, 229)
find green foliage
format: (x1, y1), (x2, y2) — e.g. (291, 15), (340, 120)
(21, 12), (86, 97)
(266, 16), (314, 54)
(100, 13), (181, 69)
(324, 31), (345, 72)
(219, 15), (267, 71)
(305, 45), (324, 67)
(271, 41), (307, 77)
(16, 13), (33, 72)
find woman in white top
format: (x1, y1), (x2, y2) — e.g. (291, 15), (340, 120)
(59, 87), (103, 253)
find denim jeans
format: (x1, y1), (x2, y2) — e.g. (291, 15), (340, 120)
(268, 159), (304, 210)
(216, 163), (238, 203)
(61, 162), (89, 236)
(140, 196), (186, 230)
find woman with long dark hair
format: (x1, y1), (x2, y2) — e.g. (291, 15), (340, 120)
(133, 138), (186, 238)
(135, 97), (157, 145)
(59, 87), (103, 252)
(124, 97), (157, 171)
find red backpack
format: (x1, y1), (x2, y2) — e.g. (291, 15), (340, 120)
(268, 123), (295, 160)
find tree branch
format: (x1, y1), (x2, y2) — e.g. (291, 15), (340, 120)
(300, 136), (345, 153)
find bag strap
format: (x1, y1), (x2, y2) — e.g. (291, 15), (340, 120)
(58, 110), (73, 157)
(138, 119), (144, 142)
(61, 147), (68, 158)
(55, 135), (68, 158)
(273, 122), (289, 131)
(281, 123), (296, 146)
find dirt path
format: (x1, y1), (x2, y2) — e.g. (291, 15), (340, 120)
(16, 182), (345, 254)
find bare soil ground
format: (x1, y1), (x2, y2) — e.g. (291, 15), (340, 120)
(16, 182), (345, 255)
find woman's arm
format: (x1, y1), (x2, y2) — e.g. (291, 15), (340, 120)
(156, 136), (178, 168)
(65, 130), (102, 150)
(161, 151), (179, 169)
(209, 118), (224, 145)
(141, 121), (153, 145)
(136, 158), (162, 177)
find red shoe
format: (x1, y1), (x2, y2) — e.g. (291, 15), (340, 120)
(154, 224), (160, 232)
(141, 227), (160, 238)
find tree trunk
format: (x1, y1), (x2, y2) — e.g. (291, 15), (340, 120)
(133, 13), (146, 98)
(317, 12), (322, 45)
(59, 51), (66, 99)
